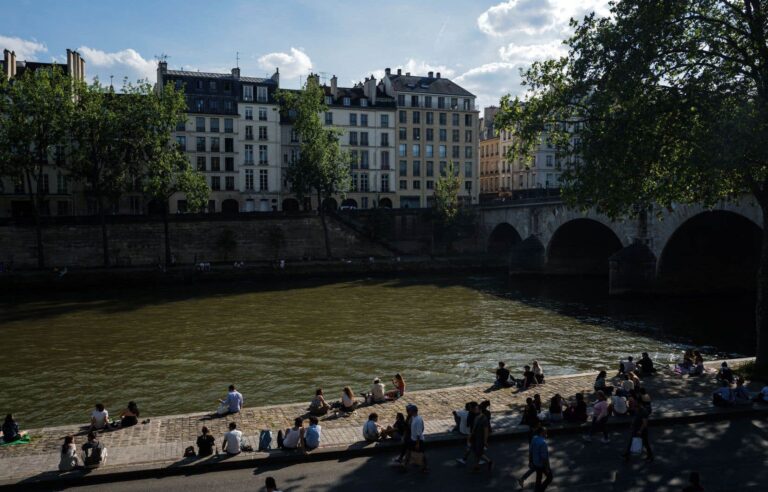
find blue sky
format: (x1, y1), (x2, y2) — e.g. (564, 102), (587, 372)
(2, 0), (609, 108)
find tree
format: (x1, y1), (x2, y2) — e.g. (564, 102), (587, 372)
(432, 160), (462, 253)
(0, 65), (74, 268)
(141, 83), (208, 268)
(496, 0), (768, 370)
(278, 75), (351, 258)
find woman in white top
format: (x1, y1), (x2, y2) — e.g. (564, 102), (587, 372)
(340, 387), (358, 412)
(59, 435), (79, 471)
(280, 418), (304, 450)
(532, 361), (545, 384)
(90, 403), (109, 430)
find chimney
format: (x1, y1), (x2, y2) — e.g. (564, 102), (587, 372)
(66, 49), (74, 79)
(79, 56), (85, 82)
(428, 71), (433, 78)
(330, 74), (338, 98)
(385, 67), (391, 76)
(156, 60), (168, 91)
(3, 49), (11, 80)
(436, 72), (441, 79)
(271, 67), (279, 86)
(71, 51), (80, 81)
(397, 68), (402, 75)
(231, 67), (240, 79)
(406, 72), (410, 77)
(10, 51), (16, 78)
(366, 74), (377, 105)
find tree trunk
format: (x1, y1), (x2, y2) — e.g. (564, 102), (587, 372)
(163, 201), (172, 268)
(98, 197), (110, 267)
(756, 197), (768, 372)
(318, 191), (332, 259)
(25, 173), (45, 268)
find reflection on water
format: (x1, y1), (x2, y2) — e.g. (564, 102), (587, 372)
(0, 275), (754, 428)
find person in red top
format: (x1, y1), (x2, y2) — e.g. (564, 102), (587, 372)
(583, 391), (610, 443)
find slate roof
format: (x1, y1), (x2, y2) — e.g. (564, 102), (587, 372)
(386, 74), (474, 97)
(165, 69), (275, 85)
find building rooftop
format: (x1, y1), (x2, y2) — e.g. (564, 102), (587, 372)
(385, 73), (474, 97)
(165, 69), (275, 85)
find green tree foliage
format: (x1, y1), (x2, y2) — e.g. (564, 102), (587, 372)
(0, 66), (74, 267)
(278, 75), (351, 257)
(434, 160), (461, 225)
(496, 0), (768, 369)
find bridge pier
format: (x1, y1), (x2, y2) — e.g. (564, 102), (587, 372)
(508, 235), (546, 274)
(608, 242), (657, 296)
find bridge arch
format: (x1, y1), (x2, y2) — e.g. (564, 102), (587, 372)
(488, 223), (523, 254)
(658, 210), (761, 292)
(547, 218), (623, 275)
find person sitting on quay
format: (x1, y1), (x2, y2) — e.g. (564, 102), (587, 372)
(196, 426), (215, 456)
(303, 415), (322, 451)
(82, 431), (108, 468)
(390, 412), (407, 441)
(119, 401), (140, 428)
(278, 418), (305, 450)
(548, 394), (565, 422)
(308, 388), (330, 416)
(717, 362), (735, 384)
(90, 403), (109, 431)
(594, 370), (614, 396)
(637, 352), (657, 376)
(369, 378), (387, 404)
(533, 394), (543, 414)
(519, 365), (536, 390)
(386, 373), (406, 400)
(616, 374), (635, 398)
(563, 393), (588, 423)
(690, 354), (705, 376)
(618, 356), (636, 376)
(222, 422), (243, 456)
(628, 371), (642, 390)
(583, 390), (610, 443)
(493, 361), (512, 389)
(453, 401), (476, 435)
(676, 351), (695, 374)
(217, 385), (243, 416)
(2, 414), (28, 444)
(363, 412), (396, 442)
(338, 386), (359, 414)
(520, 398), (541, 429)
(59, 435), (80, 472)
(712, 380), (735, 407)
(754, 384), (768, 404)
(733, 377), (753, 406)
(532, 360), (545, 384)
(609, 394), (629, 417)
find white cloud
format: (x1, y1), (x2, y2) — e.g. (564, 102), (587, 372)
(478, 0), (559, 37)
(257, 47), (312, 80)
(498, 40), (566, 64)
(455, 62), (521, 108)
(77, 46), (155, 82)
(0, 35), (47, 60)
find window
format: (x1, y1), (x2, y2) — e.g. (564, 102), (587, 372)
(360, 114), (368, 127)
(465, 130), (472, 142)
(259, 170), (269, 190)
(343, 97), (351, 106)
(382, 133), (390, 147)
(413, 111), (421, 124)
(426, 128), (434, 141)
(225, 157), (235, 171)
(361, 132), (369, 146)
(291, 129), (299, 143)
(207, 118), (218, 133)
(411, 95), (419, 107)
(381, 174), (390, 192)
(399, 144), (407, 157)
(259, 145), (268, 165)
(245, 169), (254, 190)
(425, 96), (432, 108)
(196, 117), (205, 132)
(399, 110), (407, 124)
(245, 126), (253, 140)
(381, 151), (390, 170)
(225, 176), (235, 190)
(453, 145), (460, 158)
(397, 95), (405, 106)
(399, 128), (407, 140)
(463, 98), (471, 111)
(360, 173), (369, 192)
(465, 146), (473, 158)
(426, 161), (434, 177)
(399, 160), (408, 177)
(196, 137), (206, 152)
(350, 150), (359, 169)
(291, 148), (299, 164)
(210, 100), (219, 111)
(257, 86), (268, 102)
(452, 129), (460, 142)
(413, 180), (421, 190)
(440, 161), (447, 176)
(465, 180), (472, 191)
(426, 144), (434, 158)
(210, 137), (220, 152)
(546, 155), (553, 167)
(195, 98), (204, 111)
(439, 113), (447, 125)
(413, 128), (420, 140)
(399, 180), (408, 190)
(451, 97), (458, 109)
(209, 81), (217, 91)
(259, 126), (268, 140)
(224, 119), (233, 133)
(360, 98), (368, 107)
(244, 145), (254, 164)
(465, 114), (472, 126)
(225, 138), (234, 152)
(176, 136), (187, 150)
(325, 96), (333, 105)
(412, 144), (420, 157)
(39, 174), (50, 193)
(349, 131), (358, 145)
(426, 180), (434, 189)
(413, 160), (421, 177)
(351, 173), (358, 192)
(245, 107), (253, 120)
(211, 156), (221, 171)
(211, 176), (221, 190)
(197, 156), (206, 171)
(325, 112), (333, 125)
(381, 114), (389, 127)
(360, 150), (370, 169)
(426, 112), (434, 124)
(464, 162), (473, 177)
(176, 120), (186, 131)
(439, 129), (448, 142)
(258, 107), (268, 121)
(437, 97), (445, 109)
(57, 173), (68, 194)
(349, 113), (357, 126)
(439, 145), (447, 158)
(243, 85), (253, 101)
(452, 114), (459, 126)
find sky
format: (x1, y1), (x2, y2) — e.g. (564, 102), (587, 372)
(2, 0), (610, 110)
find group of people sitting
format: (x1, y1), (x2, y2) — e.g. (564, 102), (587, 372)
(493, 361), (545, 390)
(712, 362), (768, 407)
(89, 401), (142, 431)
(58, 431), (109, 471)
(675, 350), (706, 376)
(307, 374), (407, 417)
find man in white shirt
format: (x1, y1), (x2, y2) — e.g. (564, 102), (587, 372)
(363, 413), (382, 442)
(406, 404), (428, 471)
(221, 385), (243, 415)
(90, 403), (109, 430)
(222, 422), (242, 456)
(611, 395), (628, 416)
(371, 378), (386, 403)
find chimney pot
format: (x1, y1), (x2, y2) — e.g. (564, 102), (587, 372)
(436, 72), (441, 78)
(385, 67), (391, 76)
(406, 72), (410, 76)
(231, 67), (240, 79)
(397, 68), (402, 75)
(428, 71), (433, 78)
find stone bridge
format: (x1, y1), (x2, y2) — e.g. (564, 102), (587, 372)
(479, 197), (764, 295)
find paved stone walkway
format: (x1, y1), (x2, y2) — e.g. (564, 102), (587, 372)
(0, 358), (760, 484)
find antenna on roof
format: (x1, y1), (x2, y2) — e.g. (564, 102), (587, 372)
(154, 53), (169, 63)
(236, 51), (240, 69)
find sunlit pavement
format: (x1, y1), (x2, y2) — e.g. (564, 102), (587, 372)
(65, 418), (768, 492)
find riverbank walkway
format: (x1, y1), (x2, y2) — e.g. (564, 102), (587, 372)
(1, 357), (764, 488)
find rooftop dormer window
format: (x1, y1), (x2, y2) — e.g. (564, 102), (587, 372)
(243, 85), (253, 101)
(343, 97), (351, 106)
(257, 86), (268, 102)
(325, 96), (333, 105)
(360, 98), (368, 107)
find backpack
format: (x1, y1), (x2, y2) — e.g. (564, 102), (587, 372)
(258, 430), (272, 451)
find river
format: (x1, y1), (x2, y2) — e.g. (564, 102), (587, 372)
(0, 274), (755, 428)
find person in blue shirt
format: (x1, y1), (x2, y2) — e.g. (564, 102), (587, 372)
(218, 385), (243, 415)
(713, 380), (735, 407)
(303, 416), (322, 451)
(527, 426), (553, 491)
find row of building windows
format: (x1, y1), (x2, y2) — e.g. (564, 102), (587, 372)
(1, 174), (69, 194)
(397, 144), (473, 159)
(396, 160), (473, 178)
(398, 127), (472, 142)
(208, 169), (269, 191)
(177, 136), (236, 153)
(397, 179), (473, 191)
(397, 111), (472, 127)
(396, 95), (472, 110)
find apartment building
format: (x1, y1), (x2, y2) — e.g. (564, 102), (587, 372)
(500, 125), (561, 192)
(0, 49), (85, 218)
(479, 134), (501, 201)
(380, 68), (479, 208)
(157, 62), (282, 213)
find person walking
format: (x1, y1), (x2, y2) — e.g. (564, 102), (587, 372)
(404, 404), (428, 472)
(622, 401), (653, 462)
(467, 403), (493, 472)
(583, 391), (610, 443)
(531, 426), (553, 491)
